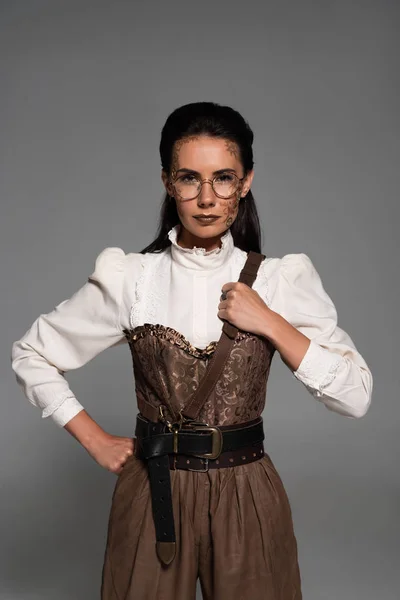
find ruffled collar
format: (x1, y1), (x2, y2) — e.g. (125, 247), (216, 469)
(167, 223), (234, 270)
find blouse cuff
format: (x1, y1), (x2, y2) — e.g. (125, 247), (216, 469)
(42, 393), (85, 428)
(293, 339), (343, 397)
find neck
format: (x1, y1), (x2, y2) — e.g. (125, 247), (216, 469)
(176, 224), (223, 252)
(167, 223), (234, 271)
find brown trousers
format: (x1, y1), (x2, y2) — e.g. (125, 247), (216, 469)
(101, 449), (302, 599)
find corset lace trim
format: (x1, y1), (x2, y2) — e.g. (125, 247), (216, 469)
(124, 323), (254, 359)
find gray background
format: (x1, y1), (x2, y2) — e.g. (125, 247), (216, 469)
(1, 0), (398, 598)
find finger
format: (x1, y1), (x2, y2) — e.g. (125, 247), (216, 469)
(223, 282), (241, 292)
(113, 463), (123, 475)
(221, 283), (234, 295)
(123, 438), (135, 452)
(220, 289), (233, 303)
(117, 457), (128, 473)
(221, 282), (235, 290)
(217, 302), (229, 316)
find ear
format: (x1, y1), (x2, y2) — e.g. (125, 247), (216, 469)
(241, 169), (254, 197)
(161, 170), (173, 195)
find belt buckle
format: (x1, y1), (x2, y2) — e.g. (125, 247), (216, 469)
(185, 422), (223, 460)
(187, 456), (209, 472)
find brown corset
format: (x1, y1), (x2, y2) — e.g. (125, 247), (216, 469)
(123, 323), (276, 427)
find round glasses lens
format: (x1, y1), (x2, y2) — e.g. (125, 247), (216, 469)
(213, 173), (239, 198)
(174, 174), (201, 200)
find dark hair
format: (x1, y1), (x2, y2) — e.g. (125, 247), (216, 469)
(140, 101), (262, 254)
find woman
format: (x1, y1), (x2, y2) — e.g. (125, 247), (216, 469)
(11, 101), (373, 599)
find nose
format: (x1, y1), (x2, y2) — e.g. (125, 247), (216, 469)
(197, 179), (216, 206)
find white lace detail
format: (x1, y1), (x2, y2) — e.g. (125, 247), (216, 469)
(167, 223), (231, 256)
(230, 247), (247, 281)
(293, 340), (343, 398)
(252, 256), (272, 306)
(319, 355), (343, 389)
(145, 252), (170, 325)
(129, 254), (147, 329)
(129, 251), (171, 329)
(230, 248), (271, 306)
(40, 390), (77, 418)
(129, 246), (270, 329)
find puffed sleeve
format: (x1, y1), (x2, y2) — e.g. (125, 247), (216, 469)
(274, 253), (373, 418)
(11, 247), (128, 428)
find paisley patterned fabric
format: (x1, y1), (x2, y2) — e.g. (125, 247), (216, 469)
(101, 322), (303, 599)
(123, 322), (276, 426)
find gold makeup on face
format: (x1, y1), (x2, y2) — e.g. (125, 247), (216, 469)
(160, 136), (253, 247)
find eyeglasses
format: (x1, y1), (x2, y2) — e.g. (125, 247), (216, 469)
(171, 172), (245, 201)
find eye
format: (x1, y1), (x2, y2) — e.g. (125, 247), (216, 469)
(179, 174), (198, 183)
(215, 173), (236, 183)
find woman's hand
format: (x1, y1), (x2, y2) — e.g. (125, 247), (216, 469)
(85, 432), (136, 475)
(218, 281), (313, 372)
(63, 411), (136, 475)
(218, 281), (277, 338)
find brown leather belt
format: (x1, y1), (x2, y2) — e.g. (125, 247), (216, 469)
(167, 440), (265, 471)
(134, 412), (265, 565)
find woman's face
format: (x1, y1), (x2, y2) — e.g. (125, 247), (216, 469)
(161, 135), (254, 251)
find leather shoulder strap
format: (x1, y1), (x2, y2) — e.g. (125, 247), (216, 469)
(181, 250), (265, 422)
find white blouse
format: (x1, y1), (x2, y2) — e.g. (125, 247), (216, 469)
(11, 224), (373, 428)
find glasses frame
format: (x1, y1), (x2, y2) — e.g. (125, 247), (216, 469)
(170, 173), (246, 201)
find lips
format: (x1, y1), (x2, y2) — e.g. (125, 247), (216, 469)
(193, 215), (220, 221)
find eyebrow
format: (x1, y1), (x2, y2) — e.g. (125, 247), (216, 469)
(175, 168), (237, 176)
